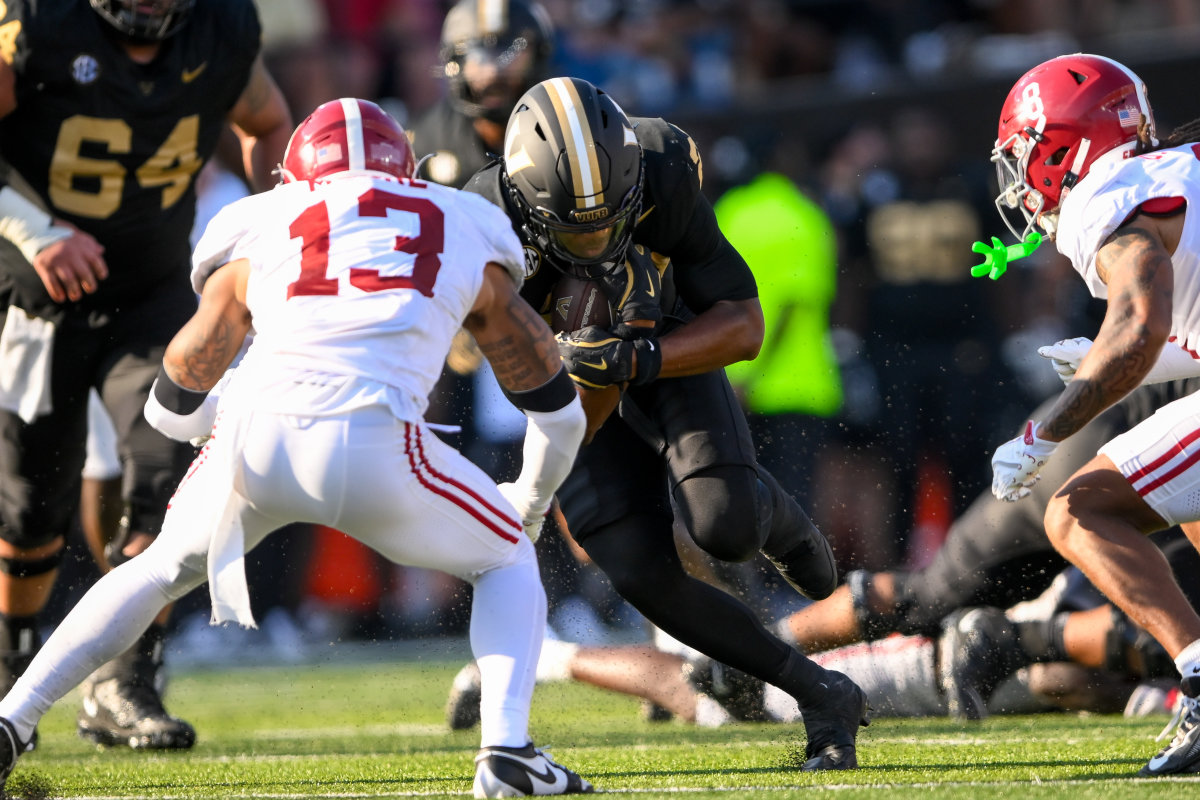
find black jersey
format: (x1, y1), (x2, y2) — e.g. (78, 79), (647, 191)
(408, 99), (497, 189)
(464, 116), (758, 317)
(0, 0), (260, 315)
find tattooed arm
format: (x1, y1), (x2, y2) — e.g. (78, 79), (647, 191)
(465, 264), (564, 392)
(164, 260), (254, 391)
(465, 263), (584, 541)
(1038, 216), (1176, 442)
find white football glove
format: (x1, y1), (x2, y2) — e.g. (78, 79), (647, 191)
(1039, 336), (1200, 386)
(991, 421), (1059, 502)
(1037, 337), (1092, 385)
(496, 482), (549, 543)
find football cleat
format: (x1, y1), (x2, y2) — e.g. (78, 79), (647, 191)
(0, 717), (24, 792)
(77, 624), (195, 750)
(683, 656), (768, 722)
(473, 742), (594, 797)
(1139, 677), (1200, 776)
(938, 607), (1027, 722)
(0, 617), (39, 752)
(446, 661), (483, 730)
(799, 669), (870, 771)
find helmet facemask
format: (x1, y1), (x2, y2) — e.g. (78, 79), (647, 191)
(89, 0), (195, 42)
(440, 0), (554, 125)
(511, 163), (643, 279)
(992, 130), (1053, 241)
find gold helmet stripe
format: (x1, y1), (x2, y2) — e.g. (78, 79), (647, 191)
(477, 0), (508, 36)
(544, 77), (603, 209)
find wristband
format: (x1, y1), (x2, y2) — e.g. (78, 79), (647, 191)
(0, 186), (72, 263)
(152, 364), (208, 413)
(503, 365), (577, 412)
(631, 337), (662, 385)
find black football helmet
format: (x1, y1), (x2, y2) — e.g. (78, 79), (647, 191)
(89, 0), (195, 42)
(440, 0), (554, 124)
(502, 77), (644, 277)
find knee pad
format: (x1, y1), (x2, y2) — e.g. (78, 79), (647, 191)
(1106, 607), (1174, 679)
(847, 569), (896, 641)
(0, 546), (65, 578)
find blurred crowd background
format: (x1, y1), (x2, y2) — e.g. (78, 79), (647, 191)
(53, 0), (1200, 662)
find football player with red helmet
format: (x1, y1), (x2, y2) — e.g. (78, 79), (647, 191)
(0, 97), (592, 798)
(984, 53), (1200, 776)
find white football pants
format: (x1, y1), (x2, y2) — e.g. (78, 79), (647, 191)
(0, 404), (544, 749)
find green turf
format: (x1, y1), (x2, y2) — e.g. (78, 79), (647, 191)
(8, 647), (1197, 799)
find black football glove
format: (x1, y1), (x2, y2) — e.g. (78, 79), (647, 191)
(556, 325), (662, 388)
(597, 254), (662, 339)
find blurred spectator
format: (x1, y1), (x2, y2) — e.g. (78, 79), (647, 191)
(718, 171), (841, 511)
(825, 106), (1034, 568)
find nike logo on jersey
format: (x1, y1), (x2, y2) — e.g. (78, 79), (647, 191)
(182, 62), (208, 83)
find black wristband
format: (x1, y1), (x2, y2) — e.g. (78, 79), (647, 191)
(503, 365), (577, 412)
(631, 337), (662, 385)
(152, 364), (209, 415)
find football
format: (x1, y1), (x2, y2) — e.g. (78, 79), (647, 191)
(549, 275), (613, 334)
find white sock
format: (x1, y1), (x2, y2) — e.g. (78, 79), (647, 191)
(535, 638), (579, 683)
(694, 694), (732, 728)
(1174, 638), (1200, 682)
(470, 556), (545, 749)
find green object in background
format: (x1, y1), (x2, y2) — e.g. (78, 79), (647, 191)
(970, 232), (1042, 281)
(716, 172), (842, 417)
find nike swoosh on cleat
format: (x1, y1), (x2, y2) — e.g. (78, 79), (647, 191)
(1147, 752), (1173, 773)
(498, 753), (568, 793)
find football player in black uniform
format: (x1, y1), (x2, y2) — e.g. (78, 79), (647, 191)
(409, 0), (554, 189)
(464, 77), (868, 770)
(0, 0), (291, 750)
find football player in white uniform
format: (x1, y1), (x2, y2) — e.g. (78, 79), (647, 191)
(0, 98), (591, 799)
(986, 53), (1200, 776)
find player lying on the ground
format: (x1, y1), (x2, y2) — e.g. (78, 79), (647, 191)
(447, 554), (1190, 729)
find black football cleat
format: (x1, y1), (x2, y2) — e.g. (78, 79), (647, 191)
(938, 607), (1027, 722)
(799, 670), (870, 771)
(0, 717), (25, 792)
(77, 624), (195, 750)
(446, 661), (483, 730)
(683, 656), (768, 721)
(473, 742), (593, 797)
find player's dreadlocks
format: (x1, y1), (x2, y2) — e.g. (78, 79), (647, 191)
(1142, 114), (1200, 153)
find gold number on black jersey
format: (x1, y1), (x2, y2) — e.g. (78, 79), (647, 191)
(49, 114), (201, 218)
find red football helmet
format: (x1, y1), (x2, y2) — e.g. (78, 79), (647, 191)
(992, 53), (1156, 240)
(281, 99), (415, 183)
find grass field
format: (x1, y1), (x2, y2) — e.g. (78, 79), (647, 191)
(7, 638), (1198, 799)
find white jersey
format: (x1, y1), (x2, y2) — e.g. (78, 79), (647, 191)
(191, 172), (525, 421)
(1057, 145), (1200, 355)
